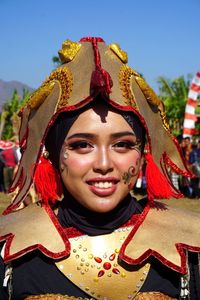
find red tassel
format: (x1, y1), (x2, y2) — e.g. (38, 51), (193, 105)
(145, 153), (178, 202)
(90, 68), (113, 96)
(33, 156), (63, 205)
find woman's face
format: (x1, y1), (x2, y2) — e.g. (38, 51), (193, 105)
(59, 104), (142, 213)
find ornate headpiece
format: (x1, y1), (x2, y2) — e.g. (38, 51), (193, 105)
(4, 37), (191, 214)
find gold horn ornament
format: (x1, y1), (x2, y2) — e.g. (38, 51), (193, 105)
(58, 39), (81, 63)
(109, 43), (128, 63)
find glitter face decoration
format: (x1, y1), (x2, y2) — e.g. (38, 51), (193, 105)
(122, 166), (137, 184)
(63, 151), (68, 159)
(122, 158), (141, 190)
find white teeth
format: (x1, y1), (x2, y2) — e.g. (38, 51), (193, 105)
(93, 182), (113, 189)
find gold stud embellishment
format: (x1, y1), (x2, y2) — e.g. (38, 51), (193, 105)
(109, 43), (128, 63)
(58, 39), (81, 63)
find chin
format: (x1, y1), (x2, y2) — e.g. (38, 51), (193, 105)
(88, 199), (119, 213)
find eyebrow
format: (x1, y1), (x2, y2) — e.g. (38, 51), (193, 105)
(111, 131), (136, 138)
(66, 131), (136, 140)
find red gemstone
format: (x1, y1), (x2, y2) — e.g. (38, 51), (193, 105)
(98, 270), (105, 277)
(112, 268), (120, 274)
(103, 262), (111, 270)
(94, 257), (102, 263)
(109, 253), (116, 261)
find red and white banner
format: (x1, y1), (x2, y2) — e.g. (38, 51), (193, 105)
(183, 72), (200, 137)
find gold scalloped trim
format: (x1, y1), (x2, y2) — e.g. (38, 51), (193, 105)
(27, 81), (55, 110)
(119, 65), (137, 107)
(158, 110), (172, 135)
(26, 67), (73, 111)
(48, 67), (73, 110)
(133, 72), (161, 107)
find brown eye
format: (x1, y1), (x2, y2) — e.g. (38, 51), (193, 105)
(113, 141), (135, 149)
(68, 141), (94, 153)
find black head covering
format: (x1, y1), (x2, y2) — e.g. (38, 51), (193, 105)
(45, 98), (146, 170)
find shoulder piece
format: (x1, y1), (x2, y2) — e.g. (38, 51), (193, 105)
(120, 201), (200, 274)
(0, 203), (70, 263)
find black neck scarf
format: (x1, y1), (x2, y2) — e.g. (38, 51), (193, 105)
(57, 192), (143, 236)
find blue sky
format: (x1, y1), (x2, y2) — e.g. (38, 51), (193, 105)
(0, 0), (199, 92)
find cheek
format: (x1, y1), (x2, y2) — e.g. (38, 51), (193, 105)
(62, 155), (93, 175)
(117, 152), (141, 173)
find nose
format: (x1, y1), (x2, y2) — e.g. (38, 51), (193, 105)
(93, 147), (114, 175)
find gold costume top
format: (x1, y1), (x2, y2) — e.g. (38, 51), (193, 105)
(1, 200), (200, 299)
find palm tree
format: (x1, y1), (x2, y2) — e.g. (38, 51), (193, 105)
(157, 75), (192, 136)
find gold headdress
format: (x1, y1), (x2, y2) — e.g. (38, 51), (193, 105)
(4, 37), (191, 214)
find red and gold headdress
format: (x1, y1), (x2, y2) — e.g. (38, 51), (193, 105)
(4, 37), (191, 214)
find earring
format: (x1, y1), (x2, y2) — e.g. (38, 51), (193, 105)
(43, 150), (49, 159)
(63, 151), (68, 159)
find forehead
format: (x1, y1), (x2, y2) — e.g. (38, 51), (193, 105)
(66, 106), (134, 136)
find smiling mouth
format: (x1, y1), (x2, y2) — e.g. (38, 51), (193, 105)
(92, 182), (113, 189)
(87, 180), (119, 189)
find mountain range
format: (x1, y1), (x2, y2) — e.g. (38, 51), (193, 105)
(0, 79), (34, 111)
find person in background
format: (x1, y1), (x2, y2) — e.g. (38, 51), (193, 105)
(179, 137), (193, 197)
(189, 141), (200, 198)
(0, 150), (5, 192)
(1, 146), (18, 192)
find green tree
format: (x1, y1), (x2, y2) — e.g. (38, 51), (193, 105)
(0, 89), (31, 140)
(52, 55), (61, 67)
(157, 75), (192, 136)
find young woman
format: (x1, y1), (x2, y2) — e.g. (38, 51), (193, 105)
(0, 37), (200, 300)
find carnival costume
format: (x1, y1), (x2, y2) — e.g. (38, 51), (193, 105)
(0, 37), (200, 299)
